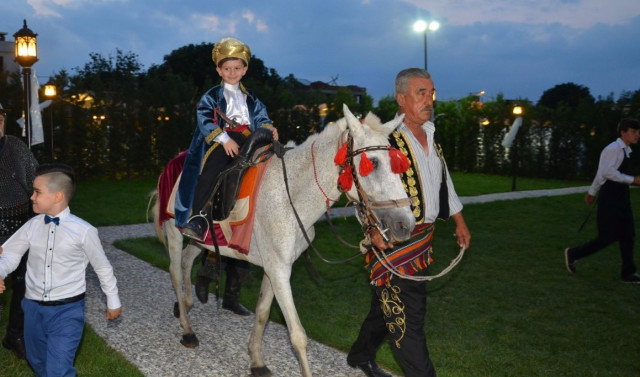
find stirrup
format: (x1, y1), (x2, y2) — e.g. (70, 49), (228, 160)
(182, 213), (210, 242)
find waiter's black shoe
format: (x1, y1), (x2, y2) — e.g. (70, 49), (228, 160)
(348, 360), (392, 377)
(222, 300), (251, 316)
(564, 248), (577, 274)
(182, 216), (208, 242)
(195, 276), (212, 303)
(2, 335), (26, 360)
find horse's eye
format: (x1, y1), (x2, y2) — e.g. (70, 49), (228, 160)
(370, 158), (379, 169)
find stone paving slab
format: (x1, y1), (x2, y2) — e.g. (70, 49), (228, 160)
(85, 224), (376, 377)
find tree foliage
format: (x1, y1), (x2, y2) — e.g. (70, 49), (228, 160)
(3, 46), (640, 182)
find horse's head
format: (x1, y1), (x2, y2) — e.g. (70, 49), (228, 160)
(338, 104), (415, 244)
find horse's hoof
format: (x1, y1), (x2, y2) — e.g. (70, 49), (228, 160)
(180, 333), (199, 348)
(173, 302), (180, 318)
(250, 366), (272, 377)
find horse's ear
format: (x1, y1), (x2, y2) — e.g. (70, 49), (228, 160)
(381, 114), (405, 136)
(343, 104), (364, 137)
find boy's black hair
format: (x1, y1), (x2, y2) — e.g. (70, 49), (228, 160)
(618, 118), (640, 136)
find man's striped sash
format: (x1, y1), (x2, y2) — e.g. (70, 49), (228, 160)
(366, 223), (435, 286)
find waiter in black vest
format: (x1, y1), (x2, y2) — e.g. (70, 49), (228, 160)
(565, 118), (640, 283)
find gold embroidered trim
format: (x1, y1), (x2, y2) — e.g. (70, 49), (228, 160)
(201, 143), (221, 173)
(391, 130), (424, 224)
(380, 281), (406, 348)
(205, 128), (223, 145)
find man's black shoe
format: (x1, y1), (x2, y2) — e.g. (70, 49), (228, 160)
(564, 248), (577, 274)
(222, 301), (251, 316)
(195, 276), (212, 303)
(2, 335), (26, 360)
(182, 217), (208, 242)
(348, 360), (392, 377)
(622, 273), (640, 284)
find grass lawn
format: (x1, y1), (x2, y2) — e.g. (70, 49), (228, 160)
(115, 190), (640, 377)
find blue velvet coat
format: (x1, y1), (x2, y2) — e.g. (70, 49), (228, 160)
(174, 82), (273, 226)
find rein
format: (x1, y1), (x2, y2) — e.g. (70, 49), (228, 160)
(274, 141), (362, 265)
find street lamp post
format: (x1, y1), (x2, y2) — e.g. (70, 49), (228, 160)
(510, 105), (523, 191)
(413, 20), (440, 72)
(13, 19), (38, 149)
(44, 82), (56, 161)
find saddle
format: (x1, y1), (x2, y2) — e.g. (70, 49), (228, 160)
(208, 127), (274, 221)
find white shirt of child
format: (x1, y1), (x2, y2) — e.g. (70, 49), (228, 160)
(214, 82), (251, 145)
(0, 207), (121, 309)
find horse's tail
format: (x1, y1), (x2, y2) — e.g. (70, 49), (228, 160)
(147, 189), (167, 247)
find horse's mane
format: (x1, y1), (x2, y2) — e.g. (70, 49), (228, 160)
(283, 111), (390, 150)
(285, 116), (347, 149)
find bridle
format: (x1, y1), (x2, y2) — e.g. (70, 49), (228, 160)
(332, 131), (413, 247)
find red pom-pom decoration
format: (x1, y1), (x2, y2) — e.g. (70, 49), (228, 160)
(389, 148), (410, 174)
(359, 151), (374, 176)
(337, 166), (353, 191)
(334, 142), (348, 165)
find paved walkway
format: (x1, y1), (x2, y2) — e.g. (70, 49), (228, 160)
(84, 187), (590, 377)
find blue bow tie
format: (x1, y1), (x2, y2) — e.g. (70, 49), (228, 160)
(44, 215), (60, 226)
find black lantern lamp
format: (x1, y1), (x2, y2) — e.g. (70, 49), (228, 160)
(14, 19), (38, 147)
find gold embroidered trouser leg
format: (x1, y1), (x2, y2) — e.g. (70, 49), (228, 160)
(377, 277), (436, 377)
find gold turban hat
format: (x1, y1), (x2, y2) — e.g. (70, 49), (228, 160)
(211, 37), (251, 66)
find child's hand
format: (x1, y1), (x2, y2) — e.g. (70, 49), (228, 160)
(0, 246), (3, 254)
(0, 277), (5, 294)
(223, 139), (240, 157)
(106, 306), (122, 320)
(264, 125), (279, 141)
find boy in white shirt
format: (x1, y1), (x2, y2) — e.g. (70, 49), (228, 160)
(0, 163), (122, 376)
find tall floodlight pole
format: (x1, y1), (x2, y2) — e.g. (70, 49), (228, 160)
(413, 20), (440, 72)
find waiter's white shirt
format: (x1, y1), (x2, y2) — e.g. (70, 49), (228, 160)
(588, 137), (634, 197)
(0, 207), (121, 309)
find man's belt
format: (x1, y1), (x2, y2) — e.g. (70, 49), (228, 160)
(32, 292), (85, 306)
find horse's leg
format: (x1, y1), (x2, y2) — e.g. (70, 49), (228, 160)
(269, 270), (312, 377)
(248, 273), (275, 377)
(181, 243), (200, 314)
(165, 222), (199, 348)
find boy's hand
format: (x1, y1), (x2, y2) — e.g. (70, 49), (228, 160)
(264, 125), (279, 141)
(0, 246), (3, 254)
(106, 306), (122, 320)
(223, 139), (240, 157)
(0, 277), (5, 294)
(585, 194), (596, 205)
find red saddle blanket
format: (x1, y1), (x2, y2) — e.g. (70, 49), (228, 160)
(157, 150), (272, 254)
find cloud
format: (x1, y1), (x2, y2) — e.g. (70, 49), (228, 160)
(400, 0), (640, 28)
(242, 10), (268, 32)
(256, 20), (268, 32)
(242, 10), (255, 24)
(28, 0), (127, 18)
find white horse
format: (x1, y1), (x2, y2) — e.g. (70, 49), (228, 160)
(152, 105), (415, 377)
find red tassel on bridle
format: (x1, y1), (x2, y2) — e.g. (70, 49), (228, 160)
(359, 151), (374, 176)
(389, 148), (410, 174)
(334, 142), (348, 165)
(337, 165), (353, 191)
